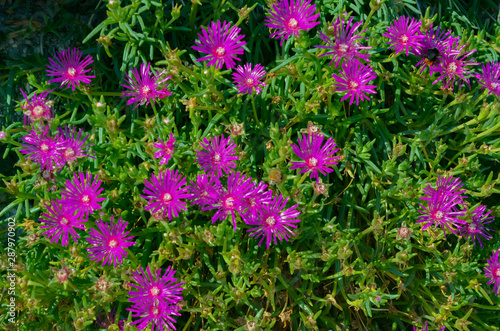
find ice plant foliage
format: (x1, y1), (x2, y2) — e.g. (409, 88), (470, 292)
(417, 176), (467, 236)
(20, 126), (64, 170)
(413, 321), (445, 331)
(86, 215), (135, 267)
(46, 47), (95, 91)
(485, 250), (500, 296)
(232, 63), (267, 94)
(460, 204), (495, 248)
(153, 132), (176, 165)
(265, 0), (320, 46)
(61, 172), (105, 218)
(20, 89), (52, 126)
(475, 62), (500, 96)
(331, 59), (377, 105)
(383, 16), (423, 56)
(141, 169), (191, 220)
(246, 194), (301, 248)
(192, 20), (246, 69)
(196, 134), (238, 178)
(290, 132), (341, 180)
(121, 62), (172, 108)
(316, 17), (371, 67)
(40, 200), (86, 247)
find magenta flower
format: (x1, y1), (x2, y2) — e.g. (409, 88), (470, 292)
(433, 43), (478, 89)
(331, 59), (377, 105)
(61, 172), (105, 218)
(232, 63), (267, 94)
(414, 25), (459, 75)
(122, 63), (172, 109)
(265, 0), (320, 46)
(485, 250), (500, 296)
(382, 16), (423, 56)
(417, 176), (467, 236)
(20, 89), (52, 126)
(46, 47), (95, 91)
(315, 17), (371, 67)
(459, 204), (494, 248)
(188, 174), (221, 207)
(290, 132), (341, 180)
(153, 132), (175, 165)
(40, 200), (86, 247)
(192, 20), (246, 70)
(56, 125), (94, 166)
(128, 266), (184, 307)
(246, 194), (301, 248)
(86, 215), (135, 267)
(196, 134), (238, 178)
(20, 126), (64, 171)
(241, 181), (272, 222)
(203, 171), (254, 231)
(475, 62), (500, 97)
(141, 169), (191, 220)
(128, 301), (181, 331)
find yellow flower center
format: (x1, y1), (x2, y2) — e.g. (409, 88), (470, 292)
(67, 67), (77, 77)
(246, 78), (255, 85)
(435, 211), (444, 220)
(81, 195), (91, 204)
(448, 62), (458, 73)
(287, 18), (298, 30)
(307, 157), (318, 167)
(215, 47), (226, 57)
(108, 239), (118, 248)
(141, 86), (151, 96)
(399, 34), (409, 44)
(213, 153), (222, 162)
(349, 81), (359, 89)
(265, 216), (276, 226)
(150, 286), (160, 296)
(64, 148), (75, 159)
(339, 43), (349, 53)
(40, 143), (49, 152)
(224, 197), (235, 208)
(60, 217), (69, 225)
(162, 193), (173, 203)
(33, 105), (45, 117)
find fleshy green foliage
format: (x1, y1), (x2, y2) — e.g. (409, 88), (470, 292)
(1, 0), (500, 330)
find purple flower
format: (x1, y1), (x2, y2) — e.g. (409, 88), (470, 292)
(153, 132), (175, 165)
(20, 89), (52, 126)
(232, 63), (267, 94)
(188, 174), (221, 208)
(196, 134), (238, 178)
(128, 301), (181, 331)
(475, 62), (500, 97)
(382, 16), (423, 56)
(432, 43), (478, 89)
(315, 17), (371, 67)
(203, 171), (254, 231)
(485, 250), (500, 296)
(128, 266), (184, 307)
(141, 169), (191, 220)
(46, 47), (95, 91)
(459, 204), (494, 248)
(413, 321), (446, 331)
(86, 215), (135, 267)
(56, 125), (94, 166)
(265, 0), (320, 46)
(331, 59), (377, 105)
(122, 63), (172, 109)
(40, 200), (86, 247)
(61, 172), (105, 218)
(20, 126), (64, 171)
(417, 176), (467, 236)
(414, 25), (459, 75)
(246, 194), (301, 248)
(192, 20), (246, 70)
(241, 181), (273, 222)
(290, 132), (341, 180)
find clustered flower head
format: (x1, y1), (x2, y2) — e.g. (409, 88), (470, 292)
(316, 16), (371, 67)
(331, 59), (378, 105)
(121, 62), (172, 108)
(485, 250), (500, 296)
(192, 20), (246, 69)
(20, 126), (64, 171)
(459, 204), (494, 248)
(196, 134), (239, 178)
(127, 266), (184, 331)
(40, 200), (86, 247)
(61, 171), (105, 219)
(154, 132), (176, 165)
(20, 89), (53, 126)
(417, 176), (467, 236)
(475, 62), (500, 96)
(232, 63), (267, 94)
(46, 47), (95, 91)
(383, 16), (423, 56)
(265, 0), (320, 46)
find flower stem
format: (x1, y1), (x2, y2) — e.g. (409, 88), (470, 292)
(251, 94), (264, 131)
